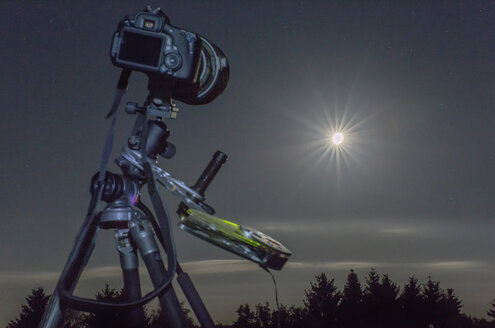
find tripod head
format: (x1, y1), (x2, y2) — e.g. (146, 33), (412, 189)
(125, 98), (177, 154)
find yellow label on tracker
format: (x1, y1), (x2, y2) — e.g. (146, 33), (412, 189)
(179, 209), (291, 270)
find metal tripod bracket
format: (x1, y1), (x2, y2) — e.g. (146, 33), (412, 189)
(125, 98), (179, 119)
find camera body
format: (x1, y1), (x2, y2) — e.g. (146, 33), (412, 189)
(110, 7), (229, 105)
(110, 7), (202, 81)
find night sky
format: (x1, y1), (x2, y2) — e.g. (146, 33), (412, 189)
(1, 1), (494, 326)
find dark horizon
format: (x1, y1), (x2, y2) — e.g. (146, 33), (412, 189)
(9, 269), (495, 327)
(1, 1), (494, 326)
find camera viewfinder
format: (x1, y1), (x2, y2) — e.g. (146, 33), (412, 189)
(144, 20), (155, 29)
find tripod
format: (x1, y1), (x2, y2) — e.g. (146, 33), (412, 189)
(39, 92), (226, 328)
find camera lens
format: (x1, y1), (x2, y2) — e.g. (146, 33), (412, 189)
(164, 52), (182, 70)
(171, 36), (229, 105)
(195, 38), (229, 104)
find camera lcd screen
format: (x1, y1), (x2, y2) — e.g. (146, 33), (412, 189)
(118, 31), (163, 68)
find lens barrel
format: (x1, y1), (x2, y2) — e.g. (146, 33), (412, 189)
(171, 36), (229, 105)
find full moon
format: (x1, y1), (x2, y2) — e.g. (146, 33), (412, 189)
(332, 132), (344, 145)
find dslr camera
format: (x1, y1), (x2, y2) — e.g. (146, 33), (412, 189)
(110, 6), (229, 105)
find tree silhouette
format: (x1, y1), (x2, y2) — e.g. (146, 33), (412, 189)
(399, 276), (426, 327)
(362, 267), (381, 324)
(423, 276), (444, 327)
(362, 270), (400, 328)
(9, 272), (495, 328)
(303, 272), (340, 328)
(362, 269), (384, 327)
(253, 303), (272, 328)
(226, 270), (495, 328)
(440, 288), (463, 327)
(214, 323), (232, 328)
(232, 304), (257, 328)
(231, 302), (305, 328)
(148, 302), (196, 328)
(61, 309), (85, 328)
(79, 284), (132, 328)
(379, 274), (401, 326)
(471, 317), (494, 328)
(7, 288), (49, 328)
(274, 304), (305, 328)
(7, 287), (87, 328)
(339, 269), (363, 328)
(488, 299), (495, 322)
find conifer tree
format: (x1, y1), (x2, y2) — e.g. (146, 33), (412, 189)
(379, 274), (400, 327)
(339, 269), (363, 327)
(440, 288), (463, 327)
(232, 304), (257, 328)
(254, 302), (272, 327)
(149, 303), (196, 328)
(274, 304), (305, 328)
(342, 269), (363, 305)
(364, 268), (381, 296)
(362, 270), (400, 328)
(400, 276), (426, 327)
(362, 268), (382, 328)
(422, 276), (444, 328)
(487, 299), (495, 322)
(303, 272), (341, 328)
(79, 284), (130, 328)
(380, 274), (400, 302)
(443, 289), (461, 314)
(7, 287), (85, 328)
(7, 288), (49, 328)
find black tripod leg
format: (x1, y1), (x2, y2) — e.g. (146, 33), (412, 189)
(39, 213), (100, 328)
(130, 219), (188, 328)
(177, 269), (215, 328)
(38, 289), (63, 328)
(115, 230), (146, 328)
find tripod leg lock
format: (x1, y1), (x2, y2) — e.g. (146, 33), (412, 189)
(115, 230), (139, 270)
(129, 219), (160, 257)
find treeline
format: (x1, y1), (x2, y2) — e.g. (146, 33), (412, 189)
(229, 270), (495, 328)
(7, 269), (495, 328)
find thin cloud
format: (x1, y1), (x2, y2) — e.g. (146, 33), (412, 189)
(0, 271), (60, 283)
(379, 227), (418, 234)
(285, 260), (490, 272)
(422, 261), (484, 270)
(259, 219), (493, 237)
(0, 260), (489, 284)
(0, 266), (123, 284)
(182, 259), (259, 274)
(0, 260), (260, 283)
(260, 220), (425, 235)
(287, 261), (376, 270)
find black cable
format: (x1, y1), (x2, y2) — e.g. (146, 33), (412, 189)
(99, 69), (131, 182)
(261, 266), (281, 328)
(137, 201), (162, 243)
(139, 104), (178, 276)
(138, 202), (215, 328)
(60, 176), (178, 312)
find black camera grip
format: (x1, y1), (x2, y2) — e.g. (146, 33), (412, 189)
(192, 151), (227, 196)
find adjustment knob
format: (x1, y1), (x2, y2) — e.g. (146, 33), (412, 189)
(125, 102), (139, 114)
(160, 142), (176, 159)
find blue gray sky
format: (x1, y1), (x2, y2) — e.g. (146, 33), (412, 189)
(1, 1), (494, 326)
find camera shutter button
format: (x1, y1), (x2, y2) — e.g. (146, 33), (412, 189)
(164, 52), (182, 70)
